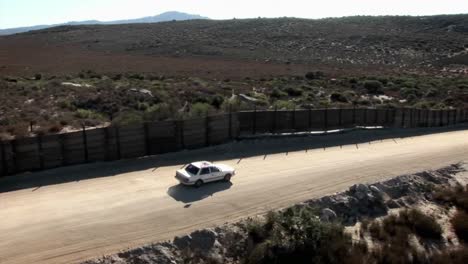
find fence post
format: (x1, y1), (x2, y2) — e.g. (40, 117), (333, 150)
(115, 126), (121, 160)
(384, 108), (389, 126)
(37, 135), (44, 170)
(324, 107), (328, 132)
(1, 141), (7, 176)
(453, 109), (457, 125)
(103, 127), (110, 161)
(292, 105), (296, 131)
(425, 110), (429, 127)
(11, 140), (18, 174)
(417, 109), (421, 127)
(409, 108), (414, 128)
(400, 108), (405, 128)
(205, 115), (210, 147)
(373, 108), (378, 125)
(352, 106), (356, 126)
(228, 105), (232, 139)
(338, 107), (342, 127)
(439, 110), (443, 127)
(82, 125), (89, 163)
(391, 108), (396, 127)
(308, 107), (312, 130)
(446, 110), (450, 126)
(272, 106), (278, 133)
(363, 107), (368, 126)
(252, 105), (257, 135)
(59, 134), (67, 166)
(144, 123), (151, 156)
(177, 119), (185, 149)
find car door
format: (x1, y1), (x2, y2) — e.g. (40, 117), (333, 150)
(199, 167), (213, 182)
(209, 166), (223, 180)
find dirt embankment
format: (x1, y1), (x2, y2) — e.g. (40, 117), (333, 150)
(83, 164), (468, 264)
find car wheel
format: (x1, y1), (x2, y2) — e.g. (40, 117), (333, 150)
(224, 174), (232, 182)
(195, 180), (203, 188)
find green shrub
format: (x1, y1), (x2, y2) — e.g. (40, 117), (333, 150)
(74, 109), (106, 120)
(190, 103), (214, 117)
(144, 103), (173, 121)
(245, 207), (367, 264)
(401, 88), (422, 98)
(400, 209), (442, 240)
(433, 184), (468, 212)
(305, 71), (325, 80)
(273, 100), (296, 110)
(363, 80), (383, 94)
(330, 92), (348, 103)
(369, 209), (442, 242)
(112, 110), (144, 126)
(452, 211), (468, 243)
(270, 88), (287, 99)
(128, 73), (145, 80)
(429, 246), (468, 264)
(284, 87), (303, 97)
(210, 95), (224, 109)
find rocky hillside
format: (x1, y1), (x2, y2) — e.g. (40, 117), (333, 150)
(7, 15), (467, 68)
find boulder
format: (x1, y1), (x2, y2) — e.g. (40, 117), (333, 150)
(321, 208), (337, 221)
(369, 185), (384, 199)
(190, 229), (218, 251)
(173, 235), (192, 250)
(356, 184), (369, 193)
(386, 199), (401, 209)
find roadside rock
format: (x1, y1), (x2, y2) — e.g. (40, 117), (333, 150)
(386, 199), (401, 209)
(321, 208), (337, 221)
(190, 228), (218, 251)
(114, 244), (177, 264)
(173, 235), (192, 250)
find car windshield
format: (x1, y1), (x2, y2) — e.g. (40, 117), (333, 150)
(185, 164), (200, 175)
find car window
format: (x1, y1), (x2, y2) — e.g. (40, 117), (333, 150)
(210, 167), (220, 172)
(185, 164), (200, 175)
(200, 168), (210, 175)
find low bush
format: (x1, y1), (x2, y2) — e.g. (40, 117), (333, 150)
(144, 103), (173, 121)
(451, 210), (468, 243)
(74, 109), (106, 121)
(190, 103), (214, 117)
(273, 100), (296, 110)
(433, 184), (468, 212)
(244, 206), (368, 264)
(330, 92), (348, 103)
(305, 71), (325, 80)
(429, 246), (468, 264)
(363, 80), (383, 94)
(112, 110), (144, 126)
(210, 95), (224, 109)
(400, 209), (442, 240)
(270, 87), (287, 98)
(368, 209), (442, 241)
(285, 87), (303, 96)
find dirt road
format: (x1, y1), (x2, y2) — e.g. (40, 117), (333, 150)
(0, 129), (467, 264)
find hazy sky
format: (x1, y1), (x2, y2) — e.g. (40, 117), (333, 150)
(1, 0), (467, 29)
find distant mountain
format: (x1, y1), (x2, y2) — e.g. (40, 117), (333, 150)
(0, 11), (208, 35)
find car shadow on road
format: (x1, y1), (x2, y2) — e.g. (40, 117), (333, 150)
(167, 181), (233, 203)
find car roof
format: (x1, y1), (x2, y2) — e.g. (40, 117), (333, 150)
(190, 161), (213, 168)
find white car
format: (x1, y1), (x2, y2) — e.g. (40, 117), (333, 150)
(175, 161), (235, 187)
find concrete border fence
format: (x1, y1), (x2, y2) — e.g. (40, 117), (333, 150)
(0, 107), (467, 176)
